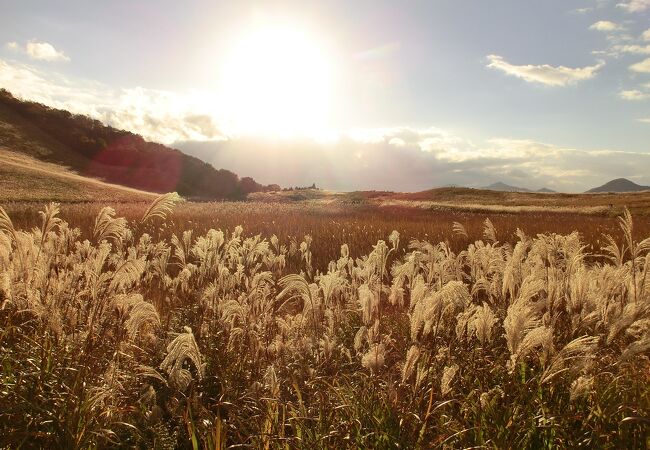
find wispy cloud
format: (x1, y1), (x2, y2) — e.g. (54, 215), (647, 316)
(630, 57), (650, 72)
(589, 20), (624, 32)
(6, 40), (70, 62)
(620, 89), (650, 100)
(617, 0), (650, 12)
(486, 55), (604, 87)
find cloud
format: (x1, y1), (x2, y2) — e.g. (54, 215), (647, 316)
(638, 118), (650, 123)
(590, 21), (623, 32)
(617, 0), (650, 12)
(5, 40), (70, 62)
(0, 59), (226, 144)
(620, 89), (650, 100)
(630, 57), (650, 72)
(26, 41), (70, 62)
(643, 28), (650, 41)
(176, 129), (650, 193)
(610, 44), (650, 54)
(486, 55), (604, 87)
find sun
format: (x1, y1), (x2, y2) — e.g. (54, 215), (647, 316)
(219, 25), (333, 138)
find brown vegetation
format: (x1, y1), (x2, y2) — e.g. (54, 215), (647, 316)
(1, 195), (649, 448)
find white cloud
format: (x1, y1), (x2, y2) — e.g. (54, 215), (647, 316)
(5, 41), (19, 50)
(630, 57), (650, 72)
(617, 0), (650, 12)
(639, 118), (650, 123)
(486, 55), (604, 87)
(620, 89), (650, 100)
(590, 21), (623, 32)
(643, 28), (650, 41)
(25, 41), (70, 62)
(0, 59), (225, 144)
(610, 44), (650, 54)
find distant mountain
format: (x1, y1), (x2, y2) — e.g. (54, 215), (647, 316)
(483, 182), (531, 192)
(0, 89), (277, 200)
(587, 178), (650, 193)
(537, 187), (556, 193)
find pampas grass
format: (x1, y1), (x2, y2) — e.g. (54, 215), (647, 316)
(1, 195), (649, 448)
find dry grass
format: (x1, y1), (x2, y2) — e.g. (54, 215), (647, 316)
(1, 194), (649, 448)
(0, 148), (156, 203)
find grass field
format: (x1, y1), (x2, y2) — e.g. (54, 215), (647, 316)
(0, 147), (156, 203)
(1, 193), (649, 448)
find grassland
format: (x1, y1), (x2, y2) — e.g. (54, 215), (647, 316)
(0, 148), (156, 203)
(1, 194), (649, 448)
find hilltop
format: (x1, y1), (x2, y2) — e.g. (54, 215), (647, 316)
(587, 178), (650, 193)
(0, 89), (275, 200)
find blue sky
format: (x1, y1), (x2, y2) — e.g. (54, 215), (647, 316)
(1, 0), (649, 191)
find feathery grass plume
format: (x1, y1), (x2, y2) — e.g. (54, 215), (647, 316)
(361, 343), (386, 373)
(0, 206), (17, 242)
(541, 335), (599, 384)
(389, 230), (400, 249)
(358, 283), (378, 325)
(570, 375), (594, 401)
(276, 274), (315, 313)
(93, 206), (128, 244)
(141, 192), (182, 224)
(452, 221), (468, 239)
(619, 334), (650, 362)
(160, 326), (204, 390)
(440, 364), (459, 397)
(39, 202), (62, 238)
(508, 325), (553, 371)
(504, 276), (545, 356)
(483, 218), (497, 244)
(402, 345), (421, 383)
(410, 280), (470, 342)
(474, 302), (499, 345)
(123, 295), (160, 340)
(108, 258), (146, 294)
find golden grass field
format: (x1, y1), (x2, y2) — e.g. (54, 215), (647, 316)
(1, 192), (649, 448)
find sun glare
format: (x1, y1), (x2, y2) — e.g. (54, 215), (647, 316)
(220, 25), (333, 138)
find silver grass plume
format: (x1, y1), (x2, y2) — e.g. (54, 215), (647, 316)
(441, 364), (459, 397)
(541, 335), (599, 384)
(483, 218), (498, 244)
(141, 192), (183, 224)
(93, 206), (128, 244)
(452, 222), (468, 239)
(401, 344), (421, 383)
(160, 326), (204, 390)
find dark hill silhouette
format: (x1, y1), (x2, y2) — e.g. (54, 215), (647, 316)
(537, 187), (555, 193)
(0, 89), (275, 199)
(587, 178), (650, 193)
(483, 182), (531, 192)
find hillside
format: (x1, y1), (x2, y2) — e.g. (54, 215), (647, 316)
(0, 89), (274, 200)
(0, 147), (155, 202)
(587, 178), (650, 193)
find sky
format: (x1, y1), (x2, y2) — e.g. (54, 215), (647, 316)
(0, 0), (649, 192)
